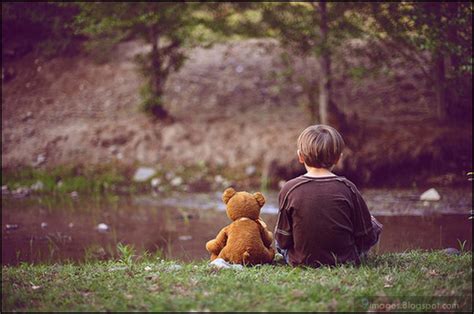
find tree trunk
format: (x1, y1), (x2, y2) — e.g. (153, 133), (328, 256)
(434, 54), (447, 120)
(150, 27), (163, 98)
(148, 26), (169, 119)
(433, 3), (447, 121)
(318, 1), (331, 125)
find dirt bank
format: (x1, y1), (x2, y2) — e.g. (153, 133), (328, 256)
(2, 39), (472, 187)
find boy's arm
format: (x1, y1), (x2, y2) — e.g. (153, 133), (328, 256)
(352, 191), (383, 253)
(274, 208), (293, 250)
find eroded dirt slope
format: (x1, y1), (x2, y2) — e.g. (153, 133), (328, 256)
(2, 39), (471, 186)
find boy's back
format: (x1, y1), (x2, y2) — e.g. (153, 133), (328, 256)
(275, 174), (375, 267)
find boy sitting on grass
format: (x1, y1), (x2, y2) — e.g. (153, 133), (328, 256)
(275, 124), (382, 267)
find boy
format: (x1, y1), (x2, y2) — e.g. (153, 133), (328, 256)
(275, 124), (382, 267)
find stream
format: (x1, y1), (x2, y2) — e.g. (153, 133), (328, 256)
(2, 187), (472, 265)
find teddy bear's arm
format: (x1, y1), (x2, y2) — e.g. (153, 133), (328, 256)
(258, 223), (274, 248)
(205, 226), (228, 255)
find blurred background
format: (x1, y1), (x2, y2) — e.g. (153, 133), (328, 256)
(2, 2), (472, 264)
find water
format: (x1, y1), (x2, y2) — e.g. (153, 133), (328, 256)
(2, 188), (472, 265)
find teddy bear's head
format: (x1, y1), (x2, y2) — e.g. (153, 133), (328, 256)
(222, 187), (265, 221)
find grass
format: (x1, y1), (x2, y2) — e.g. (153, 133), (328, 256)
(2, 251), (472, 312)
(1, 162), (265, 197)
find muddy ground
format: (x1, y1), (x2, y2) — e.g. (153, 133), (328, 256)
(2, 39), (472, 187)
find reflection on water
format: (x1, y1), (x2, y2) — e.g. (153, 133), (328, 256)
(2, 188), (472, 265)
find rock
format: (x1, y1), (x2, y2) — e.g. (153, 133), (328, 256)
(30, 181), (44, 191)
(420, 188), (441, 201)
(441, 248), (460, 256)
(12, 187), (30, 198)
(166, 264), (183, 271)
(33, 154), (46, 167)
(108, 266), (127, 272)
(178, 235), (192, 241)
(70, 191), (79, 198)
(245, 165), (257, 176)
(96, 223), (109, 233)
(151, 178), (161, 188)
(40, 222), (48, 228)
(109, 145), (119, 155)
(214, 175), (224, 184)
(2, 185), (9, 195)
(133, 167), (157, 182)
(209, 258), (243, 270)
(144, 266), (153, 271)
(278, 180), (286, 189)
(170, 177), (183, 186)
(5, 224), (19, 230)
(22, 111), (33, 122)
(68, 222), (74, 228)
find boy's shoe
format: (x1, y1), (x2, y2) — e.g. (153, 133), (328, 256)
(273, 253), (286, 265)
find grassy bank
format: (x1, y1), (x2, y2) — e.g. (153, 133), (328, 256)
(1, 163), (264, 197)
(2, 251), (472, 312)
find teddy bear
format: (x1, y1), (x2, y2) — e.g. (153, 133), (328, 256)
(205, 187), (275, 265)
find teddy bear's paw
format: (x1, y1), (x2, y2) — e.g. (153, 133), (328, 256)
(209, 258), (244, 270)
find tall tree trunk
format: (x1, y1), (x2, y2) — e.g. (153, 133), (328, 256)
(148, 26), (169, 119)
(434, 54), (447, 120)
(318, 1), (331, 125)
(433, 3), (447, 121)
(150, 27), (163, 98)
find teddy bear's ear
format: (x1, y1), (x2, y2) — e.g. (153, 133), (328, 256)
(222, 187), (237, 204)
(253, 192), (265, 207)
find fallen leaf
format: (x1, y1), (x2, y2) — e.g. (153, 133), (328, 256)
(428, 269), (438, 276)
(30, 281), (41, 290)
(383, 275), (394, 288)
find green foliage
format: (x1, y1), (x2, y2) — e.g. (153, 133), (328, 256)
(2, 164), (126, 195)
(1, 2), (80, 58)
(361, 2), (473, 120)
(73, 3), (207, 119)
(116, 243), (136, 270)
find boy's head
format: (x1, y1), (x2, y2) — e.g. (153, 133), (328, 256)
(297, 124), (345, 169)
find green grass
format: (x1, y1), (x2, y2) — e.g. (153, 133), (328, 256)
(1, 163), (265, 197)
(2, 251), (472, 312)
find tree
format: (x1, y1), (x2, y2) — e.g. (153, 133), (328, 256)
(259, 2), (364, 125)
(364, 2), (472, 122)
(2, 2), (80, 58)
(73, 2), (205, 119)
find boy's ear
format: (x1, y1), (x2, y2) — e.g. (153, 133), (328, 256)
(253, 192), (265, 207)
(297, 149), (305, 164)
(222, 187), (236, 204)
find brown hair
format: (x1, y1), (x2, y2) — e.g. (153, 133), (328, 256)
(297, 124), (345, 169)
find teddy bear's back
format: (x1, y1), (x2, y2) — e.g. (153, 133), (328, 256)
(220, 218), (270, 264)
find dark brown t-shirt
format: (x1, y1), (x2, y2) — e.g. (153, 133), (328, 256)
(275, 175), (377, 267)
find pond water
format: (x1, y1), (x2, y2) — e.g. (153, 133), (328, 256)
(2, 188), (472, 265)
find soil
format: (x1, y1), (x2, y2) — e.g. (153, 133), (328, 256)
(2, 38), (472, 187)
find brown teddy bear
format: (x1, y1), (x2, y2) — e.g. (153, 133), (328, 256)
(205, 187), (275, 265)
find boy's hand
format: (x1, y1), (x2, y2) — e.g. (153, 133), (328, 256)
(257, 217), (268, 229)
